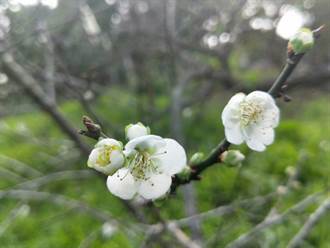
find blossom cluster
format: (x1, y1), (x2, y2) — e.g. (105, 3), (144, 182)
(88, 123), (187, 200)
(87, 91), (280, 200)
(84, 28), (316, 201)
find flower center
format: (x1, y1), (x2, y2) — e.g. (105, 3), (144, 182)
(125, 149), (167, 182)
(239, 101), (263, 126)
(96, 145), (118, 167)
(129, 151), (159, 181)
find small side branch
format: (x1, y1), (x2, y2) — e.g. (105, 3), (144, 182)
(287, 197), (330, 248)
(225, 193), (322, 248)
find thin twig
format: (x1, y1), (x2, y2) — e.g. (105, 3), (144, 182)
(225, 193), (322, 248)
(11, 170), (93, 190)
(287, 197), (330, 248)
(0, 202), (28, 237)
(173, 193), (275, 227)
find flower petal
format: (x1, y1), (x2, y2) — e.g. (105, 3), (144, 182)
(95, 138), (122, 149)
(106, 168), (138, 200)
(242, 125), (270, 152)
(222, 93), (245, 127)
(226, 92), (246, 107)
(245, 91), (275, 109)
(259, 127), (275, 145)
(222, 107), (241, 127)
(138, 173), (172, 200)
(246, 138), (266, 152)
(262, 106), (280, 128)
(87, 148), (100, 168)
(126, 123), (149, 140)
(224, 124), (244, 145)
(88, 147), (124, 175)
(155, 138), (187, 175)
(125, 135), (166, 154)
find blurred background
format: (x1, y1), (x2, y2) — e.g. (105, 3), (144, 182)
(0, 0), (329, 247)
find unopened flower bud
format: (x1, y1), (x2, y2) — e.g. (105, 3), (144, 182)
(288, 28), (314, 54)
(220, 150), (245, 167)
(125, 122), (150, 140)
(189, 152), (204, 165)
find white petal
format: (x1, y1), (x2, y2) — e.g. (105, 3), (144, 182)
(125, 135), (166, 154)
(259, 127), (275, 145)
(242, 125), (269, 152)
(126, 123), (149, 140)
(106, 168), (138, 200)
(246, 138), (266, 152)
(155, 138), (187, 175)
(87, 147), (124, 175)
(108, 150), (125, 168)
(245, 91), (275, 107)
(226, 92), (246, 108)
(224, 124), (244, 145)
(96, 138), (122, 148)
(222, 93), (245, 128)
(138, 173), (172, 200)
(222, 106), (241, 127)
(262, 106), (280, 128)
(87, 148), (100, 167)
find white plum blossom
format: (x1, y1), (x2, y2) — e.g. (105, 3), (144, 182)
(222, 91), (280, 152)
(106, 135), (186, 200)
(88, 138), (125, 175)
(125, 122), (150, 140)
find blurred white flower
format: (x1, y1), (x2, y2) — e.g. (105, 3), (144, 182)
(88, 138), (125, 175)
(222, 91), (280, 152)
(101, 222), (116, 238)
(18, 204), (30, 218)
(276, 6), (305, 39)
(125, 122), (150, 140)
(107, 135), (186, 200)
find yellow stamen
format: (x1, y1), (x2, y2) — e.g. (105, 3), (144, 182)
(239, 101), (263, 126)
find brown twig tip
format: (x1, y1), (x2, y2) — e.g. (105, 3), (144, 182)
(79, 116), (102, 140)
(283, 94), (292, 102)
(313, 25), (325, 38)
(82, 115), (101, 132)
